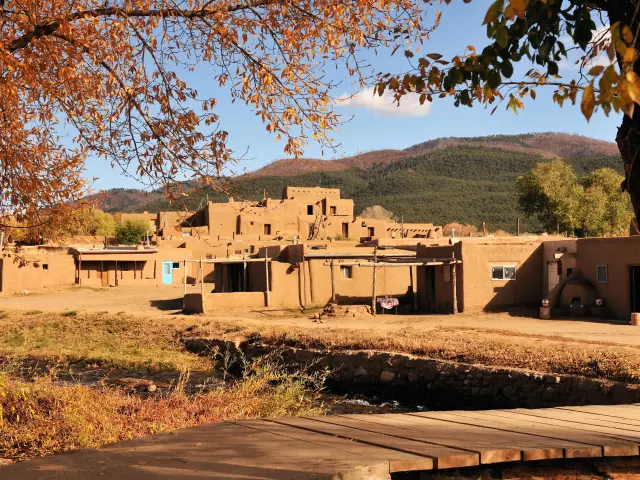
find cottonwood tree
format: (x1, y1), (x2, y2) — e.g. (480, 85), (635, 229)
(0, 0), (436, 227)
(516, 160), (631, 237)
(380, 0), (640, 225)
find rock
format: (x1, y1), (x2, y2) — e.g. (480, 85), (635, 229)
(423, 370), (437, 382)
(479, 387), (492, 396)
(353, 366), (368, 377)
(147, 384), (157, 393)
(502, 385), (516, 397)
(380, 370), (396, 383)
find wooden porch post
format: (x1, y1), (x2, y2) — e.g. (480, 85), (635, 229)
(78, 253), (82, 286)
(115, 260), (118, 287)
(371, 246), (378, 316)
(410, 265), (418, 310)
(330, 259), (336, 303)
(243, 261), (247, 292)
(183, 254), (187, 296)
(200, 256), (204, 297)
(452, 253), (458, 315)
(265, 257), (271, 307)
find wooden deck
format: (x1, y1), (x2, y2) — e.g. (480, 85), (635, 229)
(5, 404), (640, 479)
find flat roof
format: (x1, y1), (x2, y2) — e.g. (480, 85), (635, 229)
(73, 247), (159, 254)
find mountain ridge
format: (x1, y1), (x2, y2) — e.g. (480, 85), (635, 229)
(87, 132), (623, 232)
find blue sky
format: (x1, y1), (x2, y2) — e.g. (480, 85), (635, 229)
(86, 1), (621, 191)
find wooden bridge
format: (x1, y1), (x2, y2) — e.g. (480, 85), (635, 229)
(6, 404), (640, 479)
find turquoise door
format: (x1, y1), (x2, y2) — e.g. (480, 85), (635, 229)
(162, 261), (173, 285)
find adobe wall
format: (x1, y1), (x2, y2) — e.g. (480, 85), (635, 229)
(0, 249), (76, 294)
(577, 236), (640, 319)
(306, 258), (412, 306)
(459, 240), (543, 312)
(205, 292), (266, 310)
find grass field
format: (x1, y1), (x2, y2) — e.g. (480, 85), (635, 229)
(3, 308), (640, 463)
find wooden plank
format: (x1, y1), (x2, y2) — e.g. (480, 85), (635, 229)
(274, 416), (477, 470)
(446, 409), (630, 458)
(494, 409), (640, 449)
(246, 420), (431, 474)
(560, 405), (640, 426)
(374, 412), (572, 463)
(3, 421), (391, 480)
(511, 408), (640, 439)
(309, 414), (519, 466)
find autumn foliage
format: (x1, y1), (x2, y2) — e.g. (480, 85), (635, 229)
(0, 0), (435, 226)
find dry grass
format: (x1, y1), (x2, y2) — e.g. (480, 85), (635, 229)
(186, 321), (640, 384)
(0, 310), (209, 371)
(0, 357), (327, 462)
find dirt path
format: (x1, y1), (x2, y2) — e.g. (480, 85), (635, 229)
(2, 285), (640, 348)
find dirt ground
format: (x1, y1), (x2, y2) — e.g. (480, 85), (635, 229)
(2, 285), (640, 349)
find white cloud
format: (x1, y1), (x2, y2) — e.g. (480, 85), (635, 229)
(338, 87), (432, 117)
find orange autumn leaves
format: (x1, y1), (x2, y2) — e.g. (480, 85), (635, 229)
(0, 0), (434, 225)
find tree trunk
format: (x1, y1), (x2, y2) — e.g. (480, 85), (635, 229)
(617, 114), (640, 224)
(608, 2), (640, 225)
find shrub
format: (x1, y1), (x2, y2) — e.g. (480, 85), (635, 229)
(0, 356), (326, 461)
(115, 219), (148, 245)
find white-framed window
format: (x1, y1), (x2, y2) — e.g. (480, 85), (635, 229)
(491, 265), (516, 281)
(172, 262), (181, 270)
(340, 265), (353, 279)
(597, 264), (608, 283)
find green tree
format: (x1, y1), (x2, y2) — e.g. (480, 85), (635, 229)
(87, 210), (116, 236)
(582, 168), (633, 236)
(516, 160), (582, 233)
(115, 220), (148, 245)
(517, 161), (631, 236)
(381, 0), (640, 225)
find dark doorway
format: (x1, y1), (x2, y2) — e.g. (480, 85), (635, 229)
(630, 266), (640, 313)
(264, 224), (271, 235)
(341, 223), (349, 237)
(367, 227), (375, 237)
(307, 205), (314, 215)
(423, 266), (436, 311)
(227, 263), (244, 292)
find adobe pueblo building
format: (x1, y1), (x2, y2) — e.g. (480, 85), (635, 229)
(121, 186), (442, 242)
(2, 186), (640, 323)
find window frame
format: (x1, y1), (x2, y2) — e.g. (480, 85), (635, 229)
(491, 265), (517, 281)
(340, 265), (353, 279)
(596, 264), (608, 284)
(172, 262), (181, 270)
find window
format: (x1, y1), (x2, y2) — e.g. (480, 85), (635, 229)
(206, 254), (213, 260)
(307, 205), (314, 215)
(264, 224), (271, 235)
(172, 262), (180, 269)
(340, 266), (353, 279)
(330, 206), (337, 215)
(597, 265), (608, 283)
(491, 265), (516, 281)
(42, 264), (49, 270)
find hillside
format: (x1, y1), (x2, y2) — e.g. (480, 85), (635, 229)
(91, 133), (624, 232)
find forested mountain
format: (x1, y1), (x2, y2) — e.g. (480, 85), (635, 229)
(91, 133), (623, 233)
